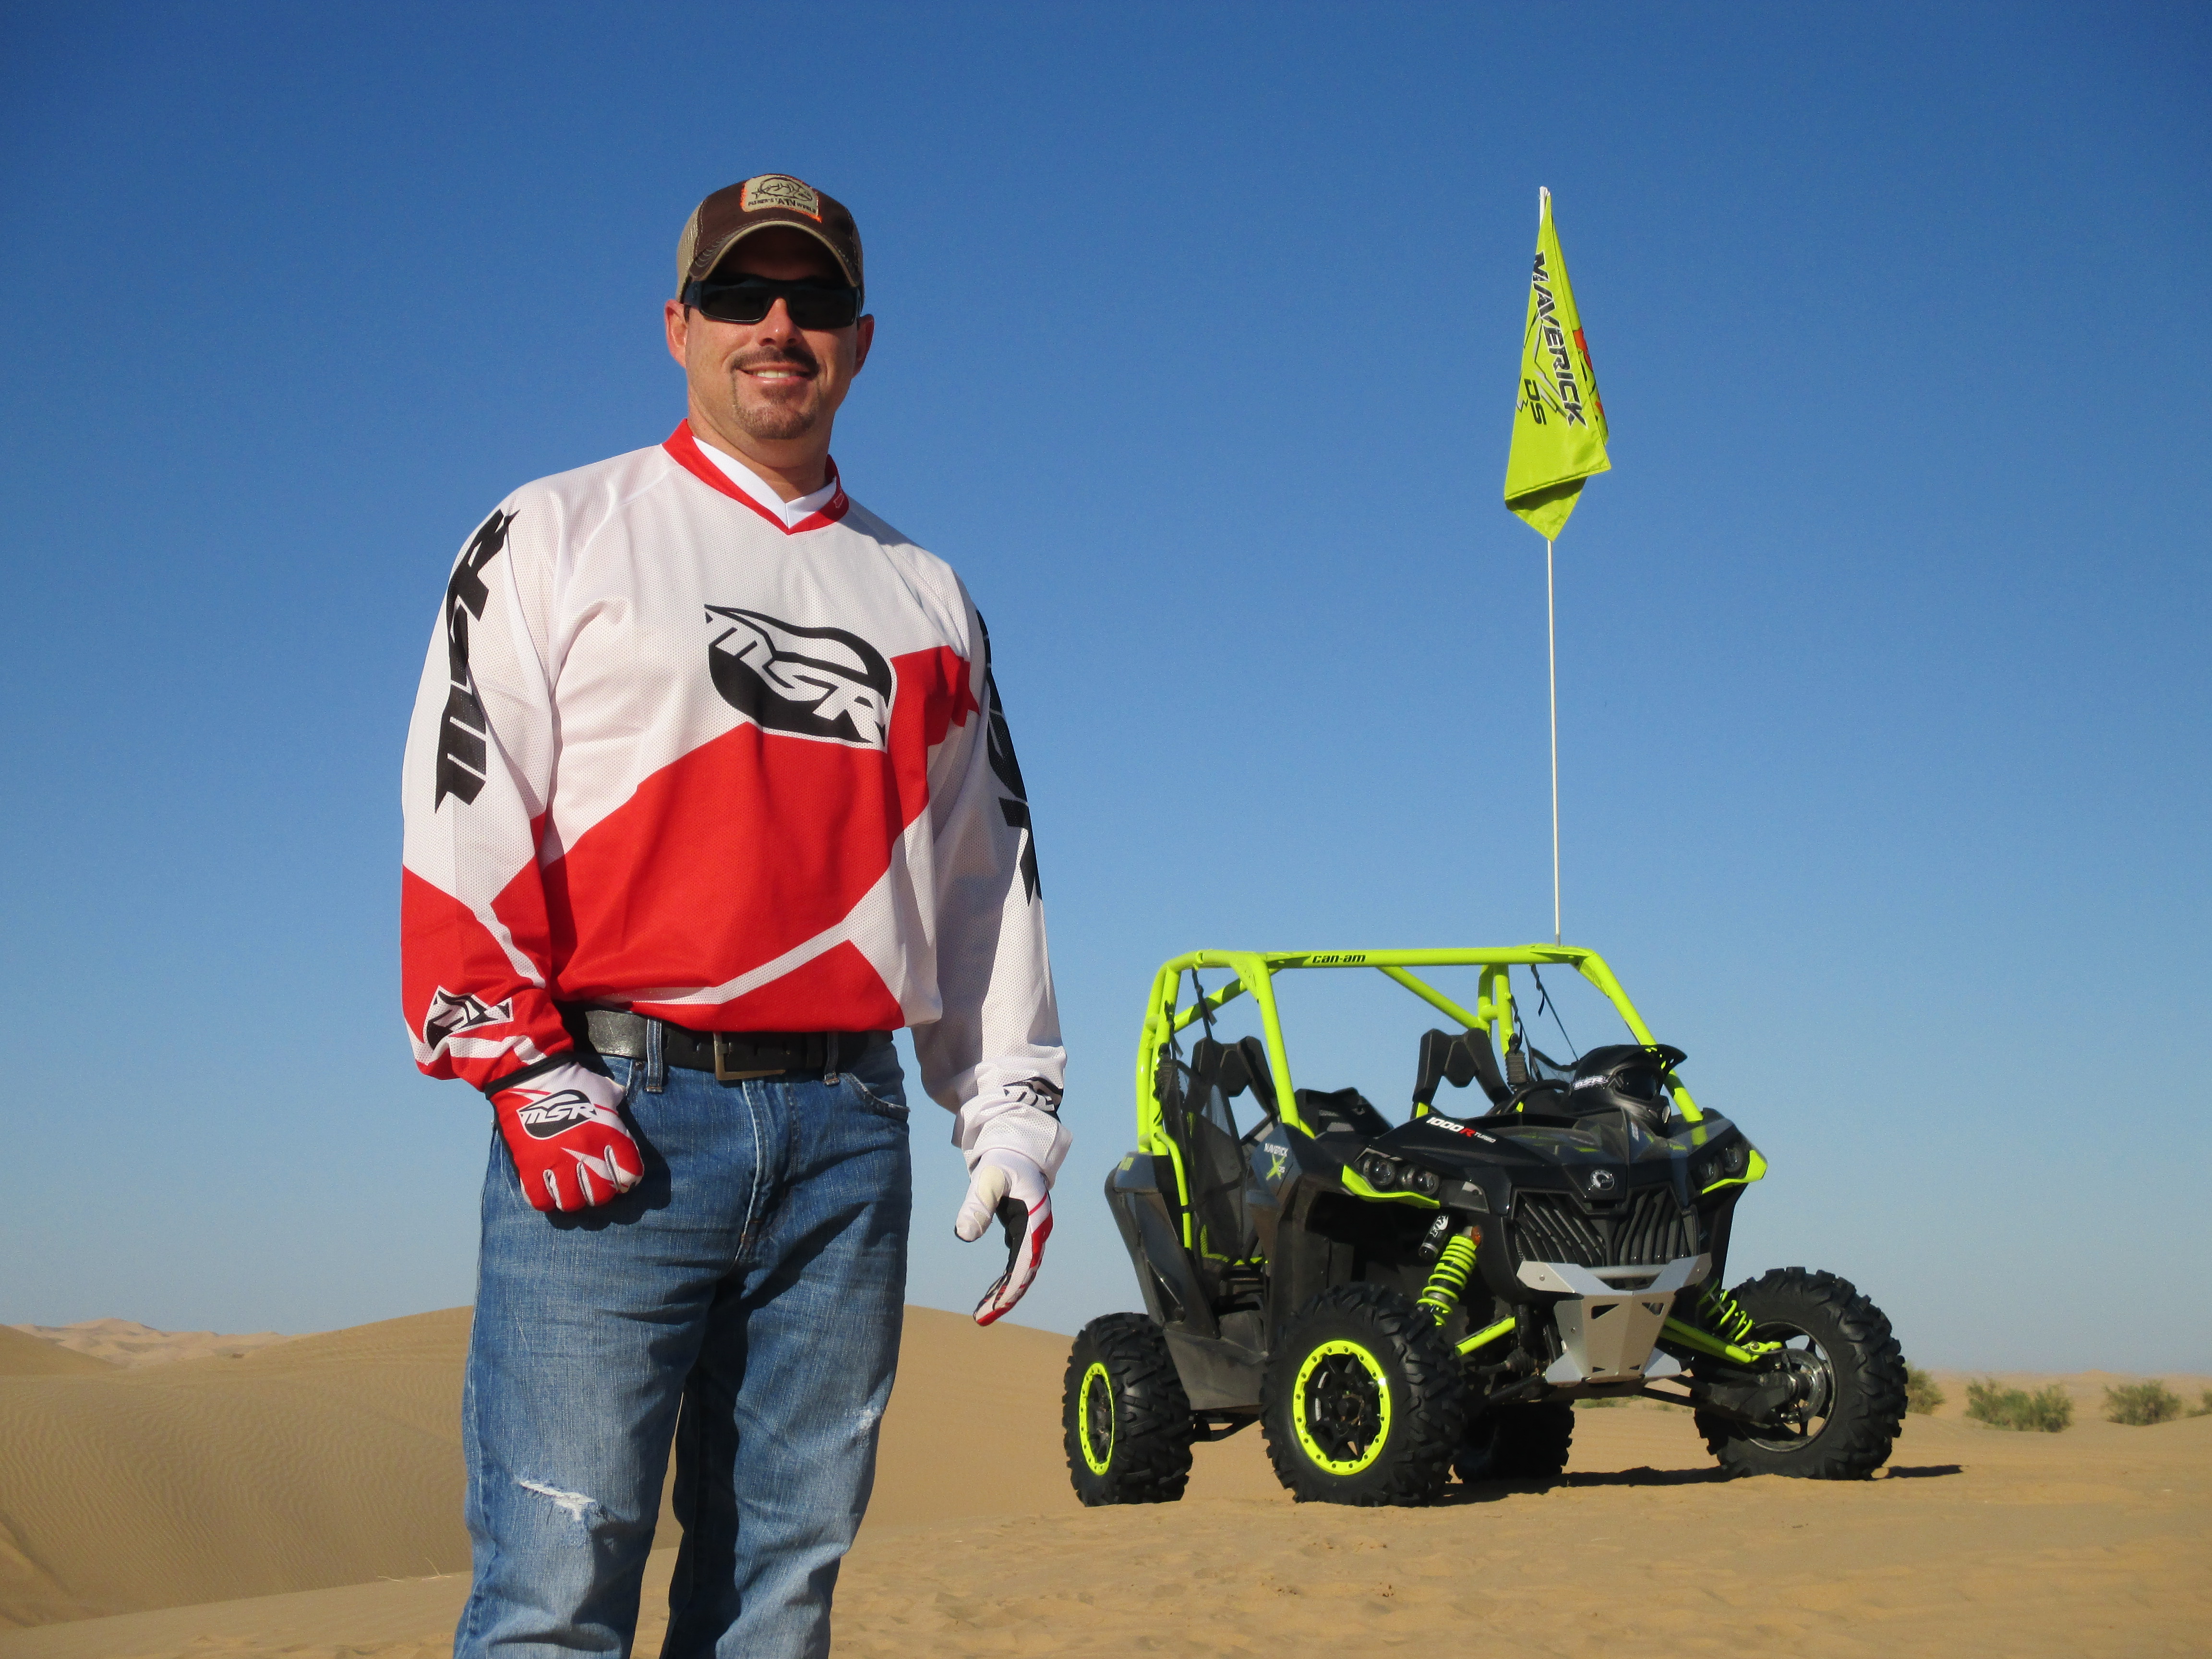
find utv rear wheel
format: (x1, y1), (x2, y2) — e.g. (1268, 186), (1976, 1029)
(1695, 1268), (1907, 1480)
(1455, 1398), (1575, 1482)
(1063, 1314), (1195, 1504)
(1261, 1282), (1467, 1506)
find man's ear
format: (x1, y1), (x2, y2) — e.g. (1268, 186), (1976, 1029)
(664, 300), (690, 369)
(852, 313), (874, 375)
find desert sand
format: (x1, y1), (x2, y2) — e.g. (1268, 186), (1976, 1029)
(2, 1307), (2206, 1658)
(0, 1328), (120, 1380)
(7, 1321), (290, 1370)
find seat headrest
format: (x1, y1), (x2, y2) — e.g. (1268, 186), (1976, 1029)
(1235, 1035), (1276, 1109)
(1188, 1035), (1276, 1111)
(1413, 1026), (1511, 1108)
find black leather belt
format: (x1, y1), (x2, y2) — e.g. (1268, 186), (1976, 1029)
(561, 1006), (891, 1082)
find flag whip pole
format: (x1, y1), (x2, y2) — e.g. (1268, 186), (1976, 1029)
(1546, 536), (1561, 945)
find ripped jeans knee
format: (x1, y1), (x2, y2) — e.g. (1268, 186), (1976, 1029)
(516, 1478), (598, 1526)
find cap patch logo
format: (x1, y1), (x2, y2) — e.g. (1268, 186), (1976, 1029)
(740, 174), (822, 221)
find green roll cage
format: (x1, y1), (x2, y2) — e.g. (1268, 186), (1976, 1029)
(1135, 946), (1763, 1241)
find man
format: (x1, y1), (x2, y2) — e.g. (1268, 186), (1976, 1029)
(400, 173), (1069, 1659)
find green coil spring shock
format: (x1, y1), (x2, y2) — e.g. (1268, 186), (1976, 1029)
(1416, 1229), (1481, 1324)
(1695, 1282), (1757, 1346)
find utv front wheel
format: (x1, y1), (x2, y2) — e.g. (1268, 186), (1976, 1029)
(1063, 1314), (1195, 1504)
(1456, 1398), (1575, 1482)
(1695, 1267), (1907, 1480)
(1261, 1282), (1467, 1506)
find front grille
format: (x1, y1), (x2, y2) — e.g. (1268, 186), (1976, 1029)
(1613, 1189), (1697, 1264)
(1511, 1192), (1605, 1266)
(1510, 1188), (1695, 1270)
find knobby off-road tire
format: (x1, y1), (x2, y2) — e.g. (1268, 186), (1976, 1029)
(1260, 1281), (1467, 1506)
(1695, 1267), (1907, 1480)
(1063, 1314), (1196, 1504)
(1455, 1398), (1575, 1483)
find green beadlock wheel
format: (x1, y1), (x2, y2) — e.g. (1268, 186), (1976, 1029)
(1261, 1281), (1466, 1506)
(1291, 1340), (1395, 1475)
(1076, 1359), (1115, 1474)
(1063, 1314), (1194, 1504)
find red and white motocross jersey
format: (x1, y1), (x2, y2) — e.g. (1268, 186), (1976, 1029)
(400, 425), (1065, 1167)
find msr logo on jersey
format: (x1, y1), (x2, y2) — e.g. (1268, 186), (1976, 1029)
(435, 509), (516, 808)
(421, 987), (514, 1046)
(978, 614), (1041, 902)
(704, 608), (893, 747)
(512, 1089), (612, 1140)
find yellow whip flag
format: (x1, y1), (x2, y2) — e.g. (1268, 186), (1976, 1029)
(1504, 187), (1609, 539)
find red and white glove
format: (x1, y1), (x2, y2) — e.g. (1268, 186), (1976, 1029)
(955, 1149), (1053, 1326)
(491, 1063), (643, 1214)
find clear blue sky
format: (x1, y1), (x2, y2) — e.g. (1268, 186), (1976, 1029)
(2, 4), (2205, 1372)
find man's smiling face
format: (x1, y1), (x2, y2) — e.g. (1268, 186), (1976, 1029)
(667, 225), (873, 452)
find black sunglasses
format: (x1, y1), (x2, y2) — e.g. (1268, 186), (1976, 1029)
(683, 273), (863, 330)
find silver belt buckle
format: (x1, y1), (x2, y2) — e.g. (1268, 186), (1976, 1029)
(713, 1032), (785, 1083)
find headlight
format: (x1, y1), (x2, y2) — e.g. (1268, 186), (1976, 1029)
(1693, 1143), (1748, 1188)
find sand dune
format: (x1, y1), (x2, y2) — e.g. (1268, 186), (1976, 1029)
(0, 1330), (116, 1380)
(0, 1310), (475, 1626)
(0, 1305), (1069, 1630)
(6, 1321), (291, 1370)
(2, 1305), (2206, 1657)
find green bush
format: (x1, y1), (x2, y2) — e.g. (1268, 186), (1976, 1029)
(1905, 1364), (1945, 1415)
(2199, 1389), (2212, 1418)
(1964, 1378), (2073, 1432)
(2104, 1380), (2186, 1426)
(1574, 1395), (1625, 1408)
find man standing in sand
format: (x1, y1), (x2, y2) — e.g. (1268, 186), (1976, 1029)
(399, 174), (1069, 1658)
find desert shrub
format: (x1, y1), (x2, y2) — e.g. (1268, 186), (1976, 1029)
(1965, 1378), (2073, 1432)
(2198, 1390), (2212, 1418)
(1905, 1364), (1945, 1415)
(1575, 1396), (1625, 1408)
(2104, 1380), (2186, 1426)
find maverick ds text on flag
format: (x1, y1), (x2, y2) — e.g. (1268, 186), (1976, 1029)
(1502, 187), (1612, 945)
(1504, 187), (1609, 540)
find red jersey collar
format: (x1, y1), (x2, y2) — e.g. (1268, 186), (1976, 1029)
(662, 423), (851, 534)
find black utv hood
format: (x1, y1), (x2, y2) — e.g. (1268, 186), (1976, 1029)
(1358, 1098), (1746, 1222)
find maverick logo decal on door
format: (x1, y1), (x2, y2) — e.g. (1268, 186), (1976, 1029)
(704, 608), (894, 747)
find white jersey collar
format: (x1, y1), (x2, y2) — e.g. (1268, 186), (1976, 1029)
(691, 439), (840, 528)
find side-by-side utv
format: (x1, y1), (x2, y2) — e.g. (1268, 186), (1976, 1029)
(1063, 947), (1907, 1506)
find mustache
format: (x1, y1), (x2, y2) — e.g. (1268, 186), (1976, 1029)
(734, 342), (819, 375)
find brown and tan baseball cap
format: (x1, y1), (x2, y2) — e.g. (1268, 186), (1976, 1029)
(675, 174), (864, 301)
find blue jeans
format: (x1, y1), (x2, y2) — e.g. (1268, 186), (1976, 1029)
(452, 1041), (912, 1659)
